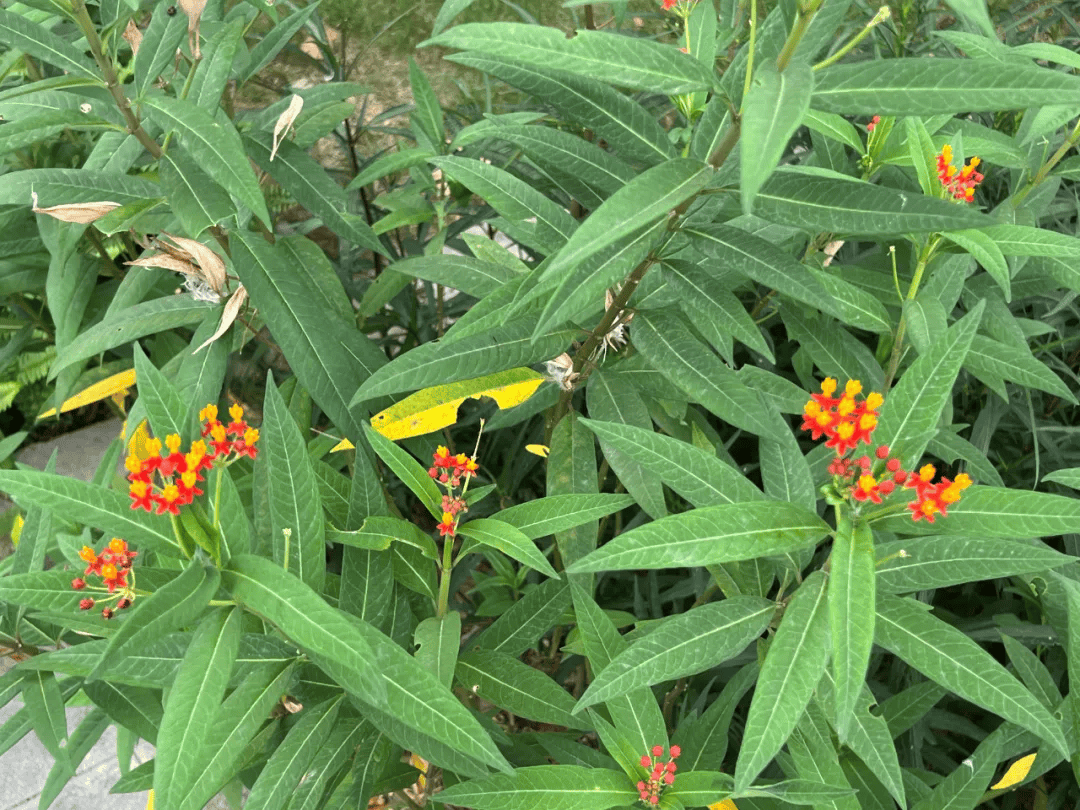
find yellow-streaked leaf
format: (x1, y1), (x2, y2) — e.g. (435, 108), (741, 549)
(38, 368), (136, 419)
(11, 513), (24, 546)
(126, 419), (153, 461)
(330, 437), (356, 452)
(371, 367), (545, 440)
(991, 752), (1036, 790)
(526, 444), (550, 458)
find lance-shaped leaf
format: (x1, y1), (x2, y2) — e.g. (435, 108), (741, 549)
(259, 375), (325, 592)
(874, 301), (983, 469)
(457, 649), (588, 729)
(490, 493), (635, 540)
(0, 9), (98, 78)
(813, 58), (1080, 115)
(370, 367), (544, 440)
(489, 124), (635, 196)
(942, 229), (1010, 300)
(741, 61), (814, 212)
(875, 536), (1073, 593)
(965, 335), (1076, 403)
(735, 571), (830, 792)
(910, 729), (1002, 810)
(579, 419), (764, 506)
(232, 230), (382, 437)
(426, 23), (715, 94)
(540, 158), (710, 285)
(433, 155), (576, 255)
(632, 311), (787, 440)
(363, 423), (442, 519)
(0, 470), (178, 553)
(752, 170), (992, 234)
(446, 53), (674, 165)
(143, 96), (270, 226)
(576, 596), (774, 709)
(352, 319), (574, 403)
(154, 608), (241, 810)
(470, 578), (571, 656)
(566, 501), (829, 573)
(457, 518), (559, 579)
(830, 517), (876, 742)
(437, 766), (637, 810)
(874, 594), (1068, 758)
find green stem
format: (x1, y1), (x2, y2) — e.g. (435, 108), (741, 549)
(882, 234), (941, 390)
(775, 0), (823, 72)
(740, 0), (757, 111)
(213, 465), (224, 531)
(813, 6), (891, 71)
(168, 512), (187, 556)
(1010, 116), (1080, 210)
(437, 531), (454, 618)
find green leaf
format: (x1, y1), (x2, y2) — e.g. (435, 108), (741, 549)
(259, 375), (326, 592)
(0, 167), (157, 207)
(569, 582), (667, 757)
(576, 597), (774, 709)
(490, 493), (635, 539)
(736, 778), (858, 804)
(874, 301), (983, 470)
(21, 671), (69, 767)
(334, 515), (438, 558)
(187, 19), (246, 110)
(89, 562), (220, 680)
(759, 430), (816, 513)
(541, 158), (710, 284)
(426, 23), (715, 94)
(875, 485), (1080, 538)
(133, 5), (186, 98)
(803, 108), (865, 152)
(566, 501), (830, 573)
(0, 110), (117, 154)
(51, 295), (215, 377)
(1045, 468), (1080, 488)
(157, 149), (234, 237)
(436, 766), (637, 810)
(362, 423), (442, 519)
(981, 223), (1080, 257)
(154, 608), (242, 810)
(446, 53), (675, 165)
(787, 702), (860, 810)
(0, 469), (178, 553)
(0, 9), (97, 78)
(661, 260), (773, 362)
(238, 1), (321, 83)
(546, 412), (600, 588)
(741, 62), (814, 212)
(353, 319), (573, 403)
(752, 170), (992, 234)
(874, 594), (1068, 758)
(143, 95), (271, 226)
(232, 230), (382, 438)
(632, 310), (787, 440)
(244, 133), (386, 256)
(347, 146), (437, 191)
(815, 56), (1080, 113)
(943, 229), (1010, 300)
(911, 729), (1002, 810)
(488, 124), (635, 196)
(684, 224), (840, 317)
(132, 342), (190, 443)
(735, 571), (829, 792)
(388, 254), (516, 298)
(579, 419), (764, 506)
(587, 371), (667, 520)
(965, 335), (1077, 403)
(457, 518), (559, 578)
(415, 613), (461, 690)
(457, 649), (588, 729)
(673, 663), (757, 772)
(222, 554), (384, 705)
(409, 57), (445, 150)
(82, 682), (164, 743)
(470, 578), (571, 657)
(829, 518), (876, 742)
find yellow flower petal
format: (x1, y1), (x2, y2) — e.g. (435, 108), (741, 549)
(991, 752), (1036, 790)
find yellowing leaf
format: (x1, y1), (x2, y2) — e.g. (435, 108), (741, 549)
(709, 801), (738, 810)
(126, 420), (153, 461)
(146, 788), (155, 810)
(371, 367), (545, 441)
(991, 752), (1036, 790)
(11, 513), (24, 547)
(526, 444), (550, 458)
(330, 437), (355, 452)
(38, 368), (136, 419)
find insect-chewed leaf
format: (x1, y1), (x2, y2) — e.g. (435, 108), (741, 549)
(370, 367), (545, 440)
(991, 752), (1036, 790)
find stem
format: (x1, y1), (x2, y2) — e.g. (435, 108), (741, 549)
(436, 531), (454, 618)
(71, 0), (164, 160)
(169, 512), (187, 555)
(212, 465), (224, 531)
(282, 528), (291, 573)
(882, 235), (941, 390)
(775, 0), (824, 73)
(813, 6), (891, 71)
(740, 0), (757, 111)
(1010, 116), (1080, 210)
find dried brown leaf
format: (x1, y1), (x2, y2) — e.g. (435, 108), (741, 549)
(31, 192), (121, 224)
(178, 0), (207, 59)
(160, 232), (226, 293)
(195, 285), (248, 353)
(122, 19), (143, 57)
(270, 95), (304, 161)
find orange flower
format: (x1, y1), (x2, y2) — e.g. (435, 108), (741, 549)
(937, 144), (984, 202)
(800, 379), (883, 454)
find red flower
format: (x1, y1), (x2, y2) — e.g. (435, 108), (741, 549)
(129, 480), (153, 512)
(937, 144), (984, 202)
(438, 512), (457, 538)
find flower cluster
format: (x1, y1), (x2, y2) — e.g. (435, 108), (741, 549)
(800, 378), (883, 455)
(428, 446), (479, 538)
(866, 115), (881, 133)
(126, 404), (258, 515)
(637, 745), (679, 806)
(802, 379), (973, 521)
(72, 538), (138, 619)
(936, 144), (984, 202)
